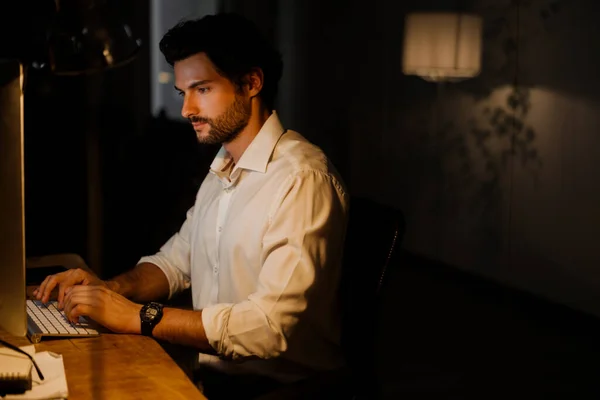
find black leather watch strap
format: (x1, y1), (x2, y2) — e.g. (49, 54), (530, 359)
(140, 302), (164, 337)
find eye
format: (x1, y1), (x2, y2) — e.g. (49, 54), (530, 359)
(176, 91), (184, 97)
(197, 87), (210, 94)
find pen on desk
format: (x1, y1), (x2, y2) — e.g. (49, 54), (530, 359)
(0, 338), (45, 380)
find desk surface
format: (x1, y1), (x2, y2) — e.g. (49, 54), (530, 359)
(0, 330), (206, 400)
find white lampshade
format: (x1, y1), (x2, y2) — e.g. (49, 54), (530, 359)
(402, 12), (483, 82)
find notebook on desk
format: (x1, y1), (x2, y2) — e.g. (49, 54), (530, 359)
(0, 59), (101, 343)
(0, 344), (69, 400)
(0, 346), (32, 395)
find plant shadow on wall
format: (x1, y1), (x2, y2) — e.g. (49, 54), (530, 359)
(410, 0), (564, 258)
(465, 87), (542, 241)
(418, 85), (542, 259)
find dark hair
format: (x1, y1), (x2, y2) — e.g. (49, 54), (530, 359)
(159, 13), (283, 110)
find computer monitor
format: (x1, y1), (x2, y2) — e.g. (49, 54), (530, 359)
(0, 59), (27, 336)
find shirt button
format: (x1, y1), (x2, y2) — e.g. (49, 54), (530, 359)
(213, 266), (218, 274)
(218, 226), (222, 233)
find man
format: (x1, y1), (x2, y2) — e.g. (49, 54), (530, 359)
(34, 12), (348, 398)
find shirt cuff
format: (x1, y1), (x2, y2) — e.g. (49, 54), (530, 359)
(137, 254), (190, 299)
(202, 303), (235, 357)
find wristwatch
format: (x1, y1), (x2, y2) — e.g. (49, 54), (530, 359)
(140, 302), (164, 337)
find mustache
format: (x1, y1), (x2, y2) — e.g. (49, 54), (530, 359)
(189, 116), (211, 124)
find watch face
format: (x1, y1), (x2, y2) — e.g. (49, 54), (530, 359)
(141, 304), (160, 323)
(140, 302), (163, 336)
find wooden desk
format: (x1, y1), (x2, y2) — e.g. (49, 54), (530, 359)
(0, 263), (205, 399)
(0, 329), (206, 400)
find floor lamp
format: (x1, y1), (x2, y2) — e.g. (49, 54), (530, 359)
(402, 12), (483, 256)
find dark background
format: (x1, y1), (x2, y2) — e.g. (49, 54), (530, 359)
(6, 0), (600, 397)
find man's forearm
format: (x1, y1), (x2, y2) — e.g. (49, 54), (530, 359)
(151, 308), (214, 352)
(106, 262), (170, 303)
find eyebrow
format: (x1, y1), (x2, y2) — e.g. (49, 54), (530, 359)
(174, 79), (213, 92)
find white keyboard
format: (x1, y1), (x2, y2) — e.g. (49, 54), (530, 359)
(27, 300), (99, 341)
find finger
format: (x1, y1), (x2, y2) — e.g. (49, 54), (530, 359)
(63, 287), (97, 310)
(40, 270), (78, 303)
(55, 270), (86, 307)
(37, 275), (55, 301)
(66, 284), (92, 296)
(63, 290), (93, 323)
(40, 275), (61, 303)
(57, 283), (69, 310)
(57, 270), (77, 308)
(66, 287), (109, 324)
(35, 276), (50, 300)
(63, 290), (74, 319)
(63, 287), (86, 320)
(70, 303), (92, 323)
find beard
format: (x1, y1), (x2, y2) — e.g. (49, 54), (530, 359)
(190, 95), (251, 145)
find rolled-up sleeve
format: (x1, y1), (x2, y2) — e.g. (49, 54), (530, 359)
(202, 169), (348, 360)
(138, 206), (194, 299)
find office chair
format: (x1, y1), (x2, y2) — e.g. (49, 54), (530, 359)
(340, 196), (405, 399)
(257, 196), (405, 399)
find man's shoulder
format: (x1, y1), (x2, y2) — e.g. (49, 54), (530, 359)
(272, 130), (334, 176)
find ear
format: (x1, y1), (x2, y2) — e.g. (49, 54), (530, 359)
(243, 68), (264, 98)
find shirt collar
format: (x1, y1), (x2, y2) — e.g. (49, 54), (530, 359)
(209, 111), (285, 178)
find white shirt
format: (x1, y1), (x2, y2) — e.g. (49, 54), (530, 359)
(139, 111), (349, 381)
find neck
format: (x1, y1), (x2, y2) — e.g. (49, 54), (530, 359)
(224, 102), (271, 164)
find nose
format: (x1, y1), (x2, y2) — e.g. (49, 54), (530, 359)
(181, 95), (199, 119)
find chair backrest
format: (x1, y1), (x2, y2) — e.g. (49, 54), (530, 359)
(340, 196), (405, 387)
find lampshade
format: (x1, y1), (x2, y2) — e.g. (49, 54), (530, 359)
(47, 0), (141, 75)
(402, 12), (483, 82)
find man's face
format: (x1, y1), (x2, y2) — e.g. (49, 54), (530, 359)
(174, 53), (251, 145)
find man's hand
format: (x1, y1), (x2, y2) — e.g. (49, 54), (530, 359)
(33, 268), (109, 309)
(63, 285), (142, 334)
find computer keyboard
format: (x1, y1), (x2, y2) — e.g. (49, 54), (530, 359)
(26, 299), (99, 339)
